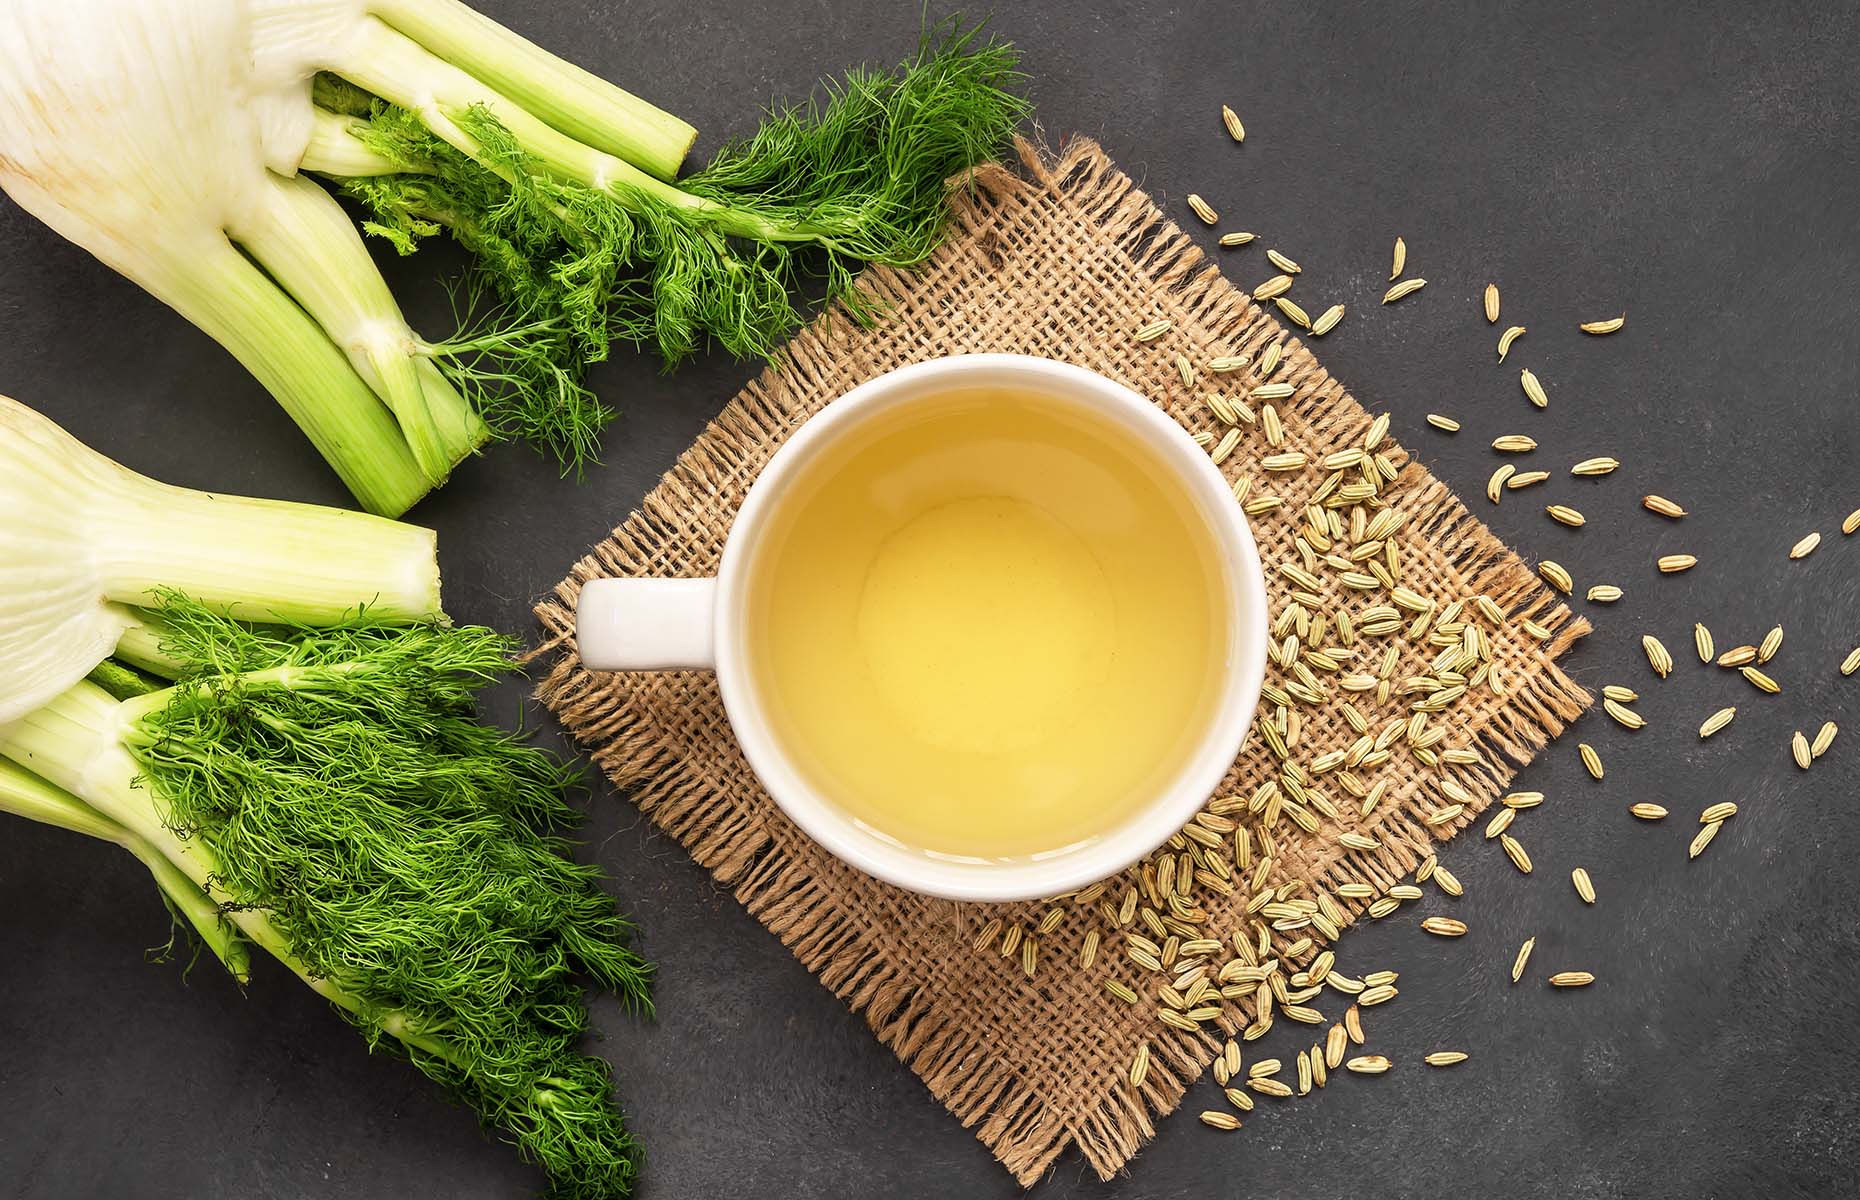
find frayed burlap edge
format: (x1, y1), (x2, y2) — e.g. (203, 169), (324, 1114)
(534, 137), (1591, 1185)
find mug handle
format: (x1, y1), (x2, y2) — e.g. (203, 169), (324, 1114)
(575, 578), (717, 671)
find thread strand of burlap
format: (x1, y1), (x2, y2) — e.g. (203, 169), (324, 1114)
(534, 137), (1590, 1185)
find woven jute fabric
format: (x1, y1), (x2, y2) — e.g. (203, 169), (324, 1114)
(534, 138), (1591, 1185)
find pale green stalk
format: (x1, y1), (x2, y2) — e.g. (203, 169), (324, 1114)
(143, 235), (435, 517)
(307, 109), (422, 177)
(111, 611), (187, 680)
(368, 0), (695, 180)
(236, 172), (487, 481)
(88, 478), (442, 627)
(332, 19), (709, 214)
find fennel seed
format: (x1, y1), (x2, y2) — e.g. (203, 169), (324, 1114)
(1548, 971), (1595, 987)
(1135, 318), (1174, 342)
(1200, 1110), (1241, 1130)
(1580, 314), (1625, 334)
(1642, 635), (1674, 678)
(1588, 585), (1623, 603)
(1741, 666), (1780, 694)
(1580, 743), (1604, 778)
(1255, 274), (1295, 301)
(1690, 820), (1722, 859)
(1426, 1051), (1469, 1067)
(1539, 560), (1573, 593)
(1427, 413), (1461, 432)
(1128, 1043), (1151, 1089)
(1643, 495), (1688, 518)
(1793, 731), (1813, 769)
(1842, 646), (1860, 676)
(1572, 456), (1620, 476)
(1694, 623), (1715, 662)
(1187, 193), (1219, 225)
(1422, 916), (1468, 937)
(1700, 801), (1738, 823)
(1500, 833), (1532, 873)
(1276, 296), (1312, 328)
(1222, 104), (1246, 142)
(1310, 304), (1346, 336)
(1219, 230), (1257, 247)
(1346, 1055), (1391, 1074)
(1383, 278), (1427, 304)
(1520, 369), (1548, 409)
(1391, 237), (1407, 280)
(1572, 867), (1596, 904)
(1605, 697), (1647, 729)
(1758, 625), (1784, 663)
(1508, 470), (1550, 490)
(1267, 248), (1302, 274)
(1493, 434), (1538, 452)
(1658, 554), (1699, 573)
(1488, 464), (1516, 502)
(1813, 721), (1838, 758)
(1699, 707), (1736, 738)
(1629, 803), (1668, 820)
(1497, 324), (1526, 361)
(1845, 507), (1860, 535)
(1511, 937), (1536, 983)
(1789, 532), (1821, 560)
(1547, 504), (1585, 527)
(1484, 283), (1501, 324)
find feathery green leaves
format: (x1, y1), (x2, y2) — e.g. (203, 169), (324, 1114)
(320, 18), (1025, 384)
(124, 595), (650, 1198)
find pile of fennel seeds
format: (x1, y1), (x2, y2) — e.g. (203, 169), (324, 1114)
(965, 101), (1856, 1134)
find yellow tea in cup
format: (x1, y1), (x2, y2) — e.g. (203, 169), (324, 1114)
(742, 387), (1231, 860)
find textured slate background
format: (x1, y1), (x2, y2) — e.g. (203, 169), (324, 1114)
(2, 2), (1857, 1197)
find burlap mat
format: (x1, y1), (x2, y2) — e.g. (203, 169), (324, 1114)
(534, 138), (1591, 1184)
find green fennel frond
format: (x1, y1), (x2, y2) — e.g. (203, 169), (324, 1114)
(319, 18), (1027, 371)
(128, 594), (652, 1197)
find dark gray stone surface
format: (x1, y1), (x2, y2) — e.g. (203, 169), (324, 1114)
(2, 2), (1857, 1197)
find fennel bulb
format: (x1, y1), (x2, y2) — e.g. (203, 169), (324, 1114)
(0, 0), (689, 512)
(0, 394), (439, 723)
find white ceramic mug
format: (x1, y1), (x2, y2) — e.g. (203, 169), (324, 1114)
(577, 354), (1268, 901)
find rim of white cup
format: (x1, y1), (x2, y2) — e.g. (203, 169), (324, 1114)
(714, 354), (1269, 902)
